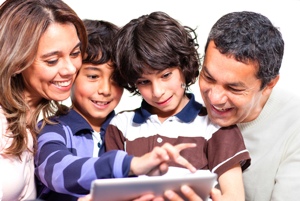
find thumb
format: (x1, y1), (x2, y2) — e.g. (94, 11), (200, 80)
(210, 188), (222, 201)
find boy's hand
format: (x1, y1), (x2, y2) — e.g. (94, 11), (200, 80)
(130, 143), (197, 176)
(77, 194), (91, 201)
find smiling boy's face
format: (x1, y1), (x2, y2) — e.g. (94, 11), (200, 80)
(71, 61), (123, 132)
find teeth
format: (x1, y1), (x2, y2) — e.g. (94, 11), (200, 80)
(214, 106), (227, 111)
(93, 101), (109, 105)
(52, 80), (71, 87)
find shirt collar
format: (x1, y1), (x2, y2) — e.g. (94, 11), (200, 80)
(133, 93), (202, 124)
(100, 110), (115, 134)
(58, 109), (115, 135)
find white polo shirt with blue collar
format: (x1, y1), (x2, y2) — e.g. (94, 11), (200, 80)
(106, 93), (251, 177)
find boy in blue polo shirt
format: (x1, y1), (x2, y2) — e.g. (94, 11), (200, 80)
(34, 19), (196, 201)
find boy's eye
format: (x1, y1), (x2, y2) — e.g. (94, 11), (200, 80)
(162, 72), (172, 78)
(87, 75), (98, 79)
(136, 80), (150, 85)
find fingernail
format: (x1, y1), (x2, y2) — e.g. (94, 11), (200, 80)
(190, 166), (197, 172)
(164, 190), (174, 199)
(181, 185), (190, 193)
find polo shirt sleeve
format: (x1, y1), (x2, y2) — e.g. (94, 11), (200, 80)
(105, 124), (126, 151)
(207, 125), (251, 177)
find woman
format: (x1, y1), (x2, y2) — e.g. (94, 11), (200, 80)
(0, 0), (87, 200)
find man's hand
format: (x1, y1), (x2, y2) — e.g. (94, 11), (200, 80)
(165, 186), (222, 201)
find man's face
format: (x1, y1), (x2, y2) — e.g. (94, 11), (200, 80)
(199, 41), (271, 127)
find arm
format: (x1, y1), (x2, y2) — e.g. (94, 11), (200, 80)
(217, 164), (244, 201)
(206, 126), (248, 201)
(35, 124), (133, 196)
(271, 127), (300, 200)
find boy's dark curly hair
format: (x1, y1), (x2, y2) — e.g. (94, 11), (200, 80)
(83, 19), (119, 65)
(113, 11), (200, 95)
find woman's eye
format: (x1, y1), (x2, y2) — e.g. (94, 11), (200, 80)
(71, 51), (81, 57)
(46, 59), (58, 66)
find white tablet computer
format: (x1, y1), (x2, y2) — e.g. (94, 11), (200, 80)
(90, 167), (217, 201)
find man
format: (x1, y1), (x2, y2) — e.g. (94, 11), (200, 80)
(165, 11), (300, 201)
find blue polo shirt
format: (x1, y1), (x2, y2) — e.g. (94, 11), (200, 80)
(35, 109), (133, 201)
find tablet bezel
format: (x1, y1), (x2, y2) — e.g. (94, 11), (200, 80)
(90, 171), (217, 201)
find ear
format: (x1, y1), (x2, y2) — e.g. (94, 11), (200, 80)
(262, 75), (279, 95)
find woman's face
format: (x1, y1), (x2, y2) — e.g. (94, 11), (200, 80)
(22, 22), (82, 103)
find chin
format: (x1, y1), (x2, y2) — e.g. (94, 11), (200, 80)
(51, 96), (69, 102)
(211, 119), (232, 127)
(49, 92), (71, 101)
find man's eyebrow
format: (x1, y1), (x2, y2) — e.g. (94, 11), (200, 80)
(202, 65), (247, 88)
(229, 82), (247, 88)
(201, 66), (212, 77)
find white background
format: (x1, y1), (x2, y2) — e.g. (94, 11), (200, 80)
(2, 0), (299, 112)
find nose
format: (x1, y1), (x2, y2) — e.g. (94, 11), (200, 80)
(98, 78), (111, 96)
(208, 85), (227, 104)
(152, 81), (165, 98)
(60, 58), (79, 76)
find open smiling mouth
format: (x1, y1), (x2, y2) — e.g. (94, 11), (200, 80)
(213, 105), (231, 112)
(91, 100), (111, 106)
(51, 80), (72, 88)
